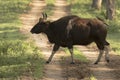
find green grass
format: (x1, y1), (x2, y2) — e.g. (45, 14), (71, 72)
(90, 75), (97, 80)
(107, 20), (120, 55)
(45, 0), (55, 5)
(0, 0), (45, 79)
(0, 0), (31, 40)
(67, 0), (106, 18)
(44, 0), (55, 17)
(0, 0), (31, 23)
(73, 48), (88, 62)
(0, 41), (45, 79)
(0, 23), (26, 41)
(68, 0), (120, 55)
(65, 48), (88, 62)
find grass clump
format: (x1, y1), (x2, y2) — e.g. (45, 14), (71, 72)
(65, 48), (88, 62)
(73, 48), (88, 62)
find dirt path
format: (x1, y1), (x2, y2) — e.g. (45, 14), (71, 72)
(41, 0), (71, 80)
(77, 45), (120, 80)
(20, 0), (46, 34)
(20, 0), (120, 80)
(21, 0), (69, 80)
(49, 0), (71, 21)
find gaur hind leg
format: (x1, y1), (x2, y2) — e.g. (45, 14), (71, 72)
(46, 44), (60, 63)
(94, 41), (104, 64)
(104, 41), (110, 63)
(94, 50), (104, 64)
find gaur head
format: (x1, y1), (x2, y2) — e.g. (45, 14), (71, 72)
(30, 13), (50, 34)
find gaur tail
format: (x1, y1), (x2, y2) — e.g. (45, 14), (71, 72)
(104, 41), (110, 46)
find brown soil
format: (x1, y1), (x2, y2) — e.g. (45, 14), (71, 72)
(20, 0), (120, 80)
(62, 57), (91, 80)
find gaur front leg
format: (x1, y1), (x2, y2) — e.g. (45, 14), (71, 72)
(68, 47), (75, 64)
(94, 50), (104, 64)
(46, 44), (60, 63)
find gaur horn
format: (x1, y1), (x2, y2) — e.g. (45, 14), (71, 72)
(42, 12), (47, 20)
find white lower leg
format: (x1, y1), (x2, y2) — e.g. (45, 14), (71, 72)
(95, 50), (104, 64)
(104, 45), (110, 62)
(69, 48), (74, 64)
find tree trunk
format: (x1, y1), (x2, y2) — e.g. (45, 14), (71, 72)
(91, 0), (102, 10)
(106, 0), (115, 20)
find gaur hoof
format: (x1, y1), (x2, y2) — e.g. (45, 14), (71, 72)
(94, 62), (98, 64)
(46, 61), (50, 64)
(106, 59), (110, 63)
(70, 62), (75, 64)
